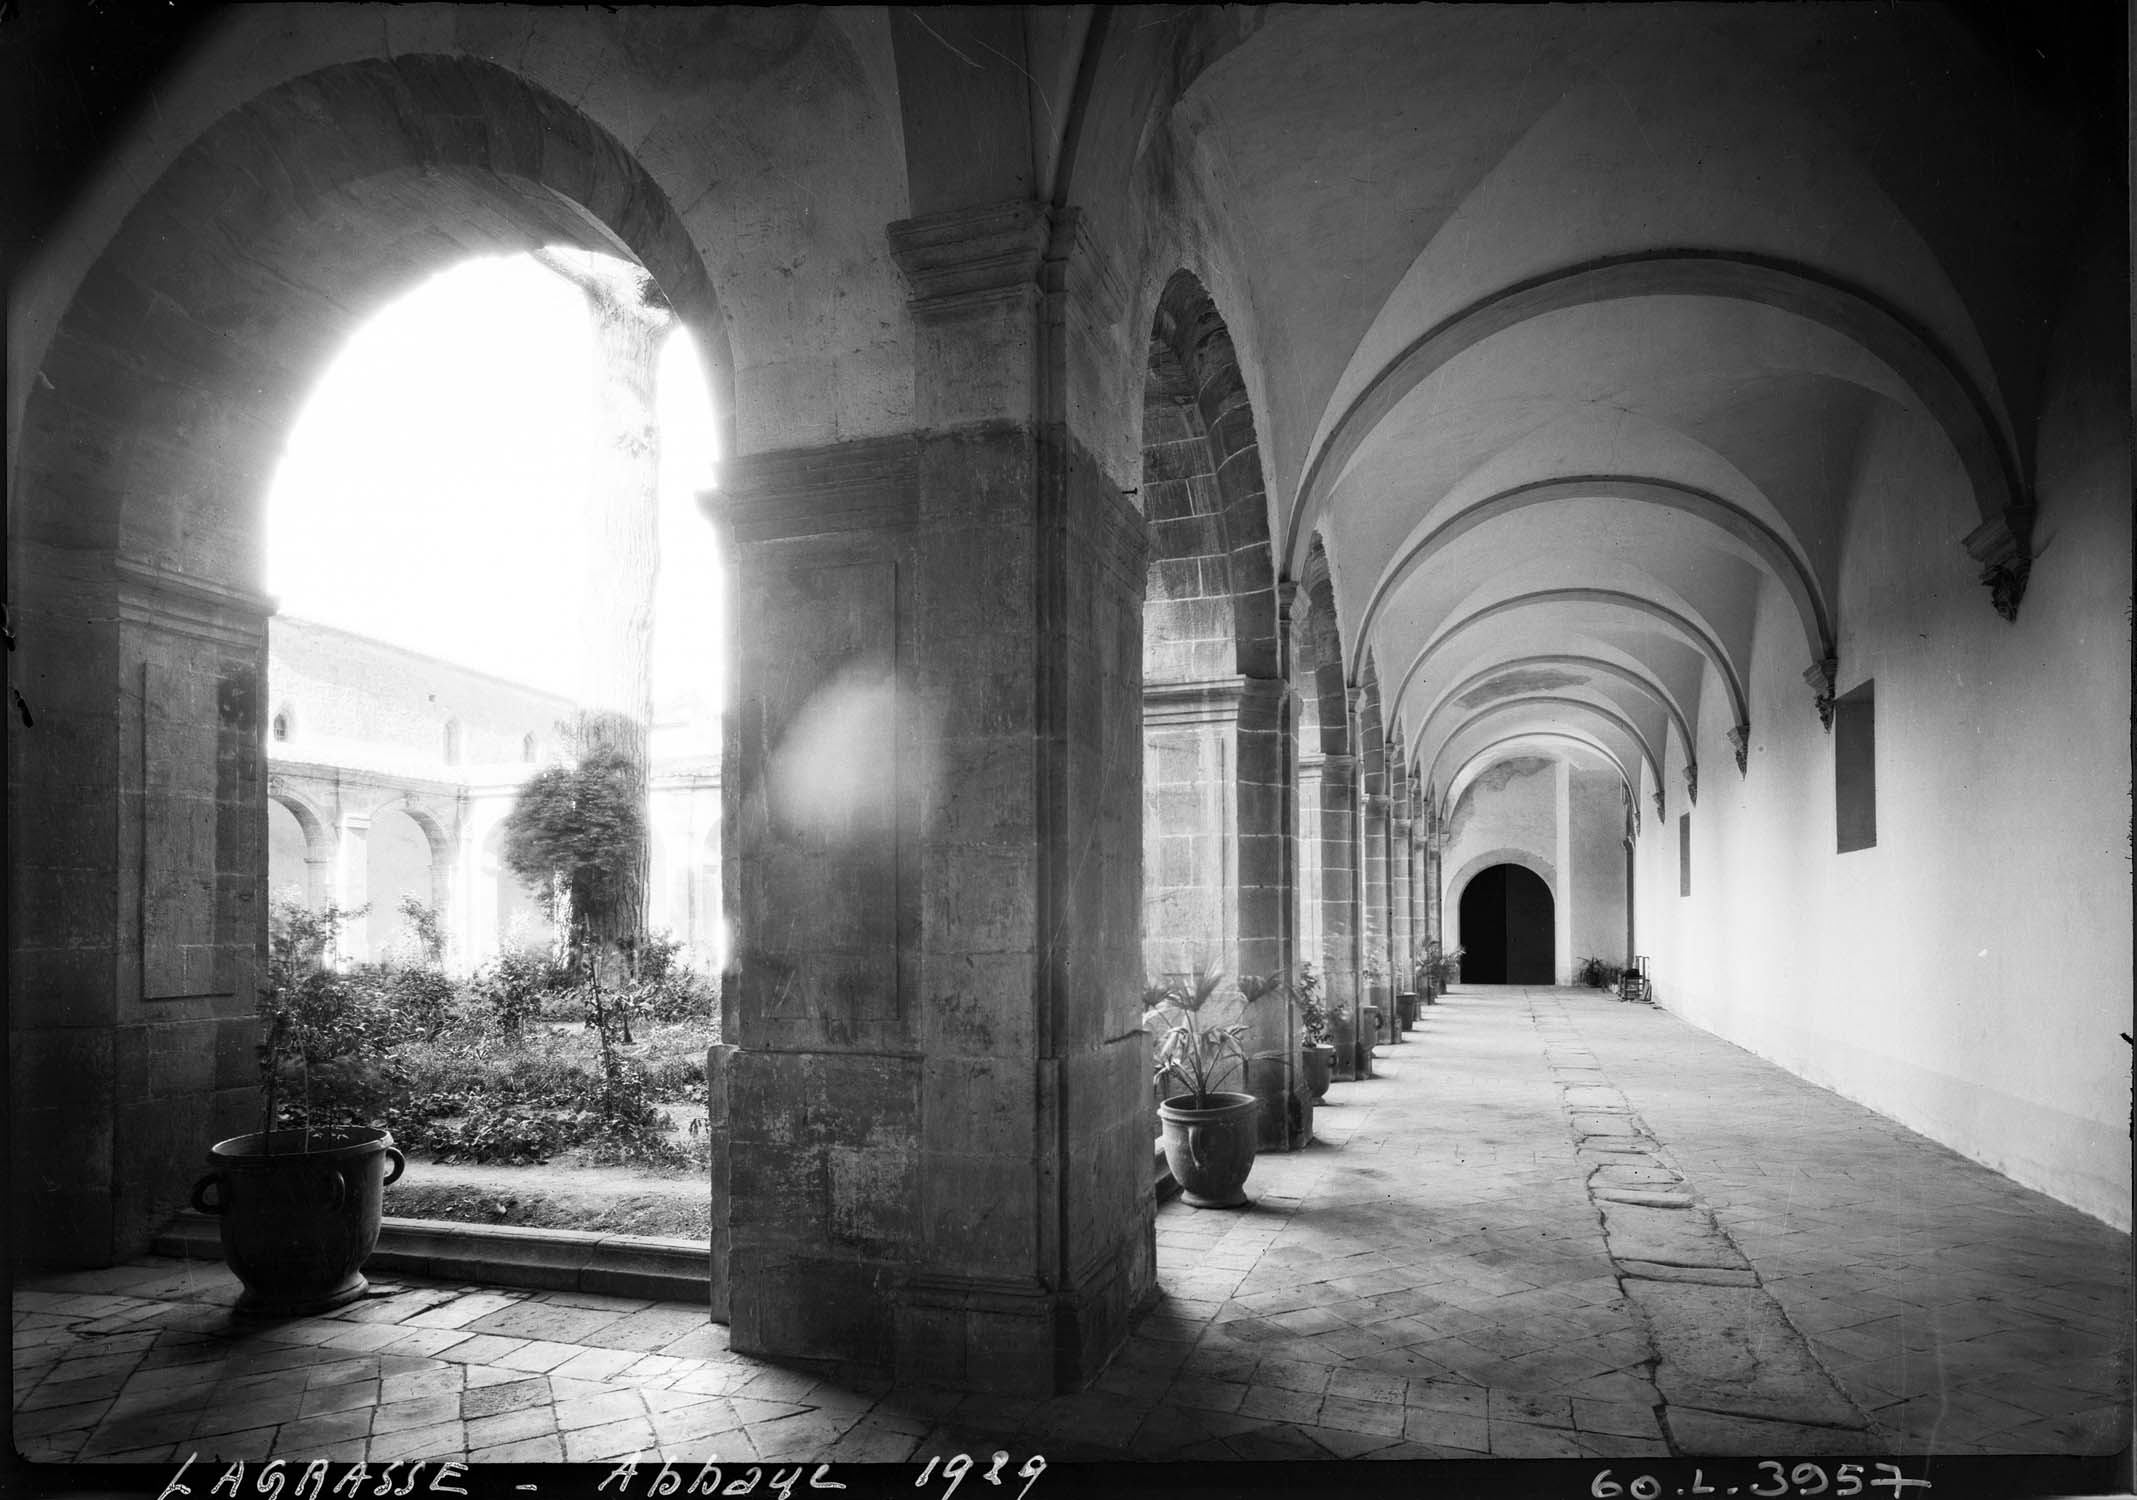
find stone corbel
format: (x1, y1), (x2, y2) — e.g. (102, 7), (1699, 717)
(1682, 762), (1698, 807)
(1804, 655), (1839, 732)
(1652, 787), (1666, 821)
(886, 200), (1051, 315)
(1727, 723), (1751, 776)
(1962, 505), (2037, 623)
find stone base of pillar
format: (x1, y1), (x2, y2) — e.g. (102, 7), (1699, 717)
(891, 1236), (1150, 1395)
(1245, 1052), (1315, 1151)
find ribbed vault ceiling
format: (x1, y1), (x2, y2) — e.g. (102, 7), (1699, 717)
(1174, 2), (2079, 814)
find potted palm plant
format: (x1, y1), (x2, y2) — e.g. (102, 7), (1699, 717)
(190, 901), (406, 1315)
(1360, 949), (1388, 1058)
(1145, 965), (1263, 1208)
(1417, 941), (1441, 1005)
(1290, 963), (1335, 1100)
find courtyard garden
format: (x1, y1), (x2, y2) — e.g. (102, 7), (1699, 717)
(263, 897), (718, 1239)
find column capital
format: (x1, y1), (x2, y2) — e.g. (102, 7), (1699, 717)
(1144, 675), (1248, 726)
(715, 434), (921, 545)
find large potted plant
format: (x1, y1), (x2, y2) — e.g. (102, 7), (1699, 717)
(191, 901), (406, 1315)
(1291, 963), (1335, 1100)
(1359, 949), (1388, 1061)
(1417, 941), (1441, 1005)
(1146, 966), (1263, 1209)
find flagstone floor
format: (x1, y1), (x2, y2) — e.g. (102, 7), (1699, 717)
(13, 987), (2130, 1466)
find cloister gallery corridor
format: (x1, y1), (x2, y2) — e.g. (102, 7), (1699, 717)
(8, 6), (2130, 1495)
(15, 990), (2127, 1469)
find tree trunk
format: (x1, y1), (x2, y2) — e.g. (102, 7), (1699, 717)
(535, 249), (668, 986)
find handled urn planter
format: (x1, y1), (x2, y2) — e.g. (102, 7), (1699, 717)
(1301, 1043), (1335, 1101)
(1157, 1092), (1261, 1209)
(191, 1125), (405, 1315)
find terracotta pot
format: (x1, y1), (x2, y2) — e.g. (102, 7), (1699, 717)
(191, 1125), (405, 1315)
(1302, 1043), (1335, 1101)
(1157, 1092), (1261, 1209)
(1397, 991), (1419, 1031)
(1357, 1006), (1381, 1075)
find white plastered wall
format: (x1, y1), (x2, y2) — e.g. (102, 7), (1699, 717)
(1633, 255), (2132, 1230)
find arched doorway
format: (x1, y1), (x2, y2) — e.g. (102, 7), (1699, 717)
(266, 798), (311, 907)
(1458, 863), (1554, 983)
(366, 807), (439, 959)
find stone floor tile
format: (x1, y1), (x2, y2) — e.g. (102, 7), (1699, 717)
(183, 1422), (281, 1460)
(372, 1393), (465, 1435)
(564, 1414), (661, 1461)
(300, 1378), (382, 1416)
(820, 1415), (924, 1462)
(461, 1375), (553, 1420)
(401, 1292), (525, 1330)
(469, 1432), (566, 1463)
(550, 1345), (647, 1383)
(1401, 1404), (1490, 1452)
(1490, 1416), (1587, 1457)
(493, 1338), (585, 1373)
(367, 1418), (470, 1461)
(554, 1387), (652, 1432)
(462, 1404), (560, 1450)
(271, 1408), (376, 1455)
(750, 1408), (866, 1460)
(1578, 1431), (1675, 1458)
(1317, 1392), (1408, 1437)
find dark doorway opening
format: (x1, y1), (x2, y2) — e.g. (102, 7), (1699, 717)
(1458, 864), (1555, 983)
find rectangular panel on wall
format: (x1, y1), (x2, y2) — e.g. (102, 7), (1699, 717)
(140, 660), (222, 999)
(1678, 813), (1692, 898)
(737, 550), (907, 1042)
(1835, 681), (1877, 854)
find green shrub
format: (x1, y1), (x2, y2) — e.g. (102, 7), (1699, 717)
(470, 949), (565, 1037)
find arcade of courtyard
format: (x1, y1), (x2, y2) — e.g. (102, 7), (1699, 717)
(6, 4), (2129, 1480)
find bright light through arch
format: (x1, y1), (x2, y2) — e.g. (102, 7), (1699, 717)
(264, 250), (725, 711)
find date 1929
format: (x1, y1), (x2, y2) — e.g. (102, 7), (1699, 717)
(913, 1452), (1044, 1500)
(1591, 1463), (1931, 1499)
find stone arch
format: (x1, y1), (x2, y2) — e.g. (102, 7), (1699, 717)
(6, 53), (737, 1261)
(1411, 654), (1695, 775)
(1403, 587), (1750, 738)
(1137, 269), (1294, 1141)
(1444, 734), (1634, 827)
(15, 54), (735, 591)
(1285, 249), (2028, 576)
(1141, 268), (1279, 685)
(1448, 846), (1560, 913)
(1357, 474), (1836, 680)
(1426, 695), (1663, 804)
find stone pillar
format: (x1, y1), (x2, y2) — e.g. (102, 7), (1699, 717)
(711, 200), (1150, 1395)
(1390, 813), (1413, 1027)
(303, 847), (333, 915)
(1360, 791), (1391, 1037)
(1297, 753), (1326, 988)
(335, 815), (371, 963)
(1317, 753), (1362, 1079)
(9, 555), (271, 1264)
(1143, 676), (1299, 1148)
(1555, 758), (1575, 985)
